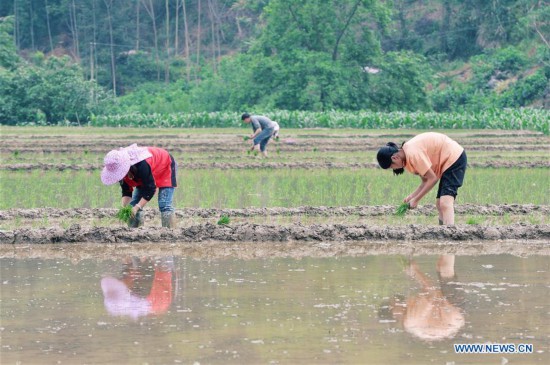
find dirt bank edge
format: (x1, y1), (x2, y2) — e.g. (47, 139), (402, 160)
(1, 239), (549, 260)
(1, 204), (548, 221)
(1, 223), (549, 244)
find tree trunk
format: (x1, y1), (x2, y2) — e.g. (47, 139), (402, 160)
(143, 0), (161, 81)
(136, 0), (140, 50)
(196, 0), (201, 80)
(13, 0), (19, 49)
(92, 0), (98, 81)
(165, 0), (170, 83)
(68, 0), (80, 58)
(182, 0), (190, 81)
(44, 0), (54, 52)
(175, 0), (179, 55)
(441, 0), (452, 58)
(103, 0), (117, 95)
(208, 0), (216, 73)
(332, 0), (361, 61)
(29, 0), (35, 50)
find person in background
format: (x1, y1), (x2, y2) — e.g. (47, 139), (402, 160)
(241, 113), (276, 157)
(376, 132), (467, 225)
(101, 144), (178, 228)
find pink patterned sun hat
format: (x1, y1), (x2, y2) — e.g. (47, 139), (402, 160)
(101, 277), (151, 319)
(100, 144), (152, 185)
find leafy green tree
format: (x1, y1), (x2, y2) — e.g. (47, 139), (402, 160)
(368, 51), (431, 111)
(0, 16), (19, 69)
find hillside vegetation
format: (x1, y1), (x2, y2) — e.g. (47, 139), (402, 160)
(0, 0), (548, 126)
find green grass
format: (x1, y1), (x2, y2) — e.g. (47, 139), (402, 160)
(1, 168), (548, 209)
(217, 215), (231, 225)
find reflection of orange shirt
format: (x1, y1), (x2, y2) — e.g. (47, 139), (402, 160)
(403, 133), (463, 178)
(147, 270), (173, 314)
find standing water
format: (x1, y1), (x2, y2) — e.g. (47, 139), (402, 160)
(1, 248), (549, 364)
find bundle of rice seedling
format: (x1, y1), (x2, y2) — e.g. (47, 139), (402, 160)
(395, 202), (410, 217)
(116, 205), (133, 223)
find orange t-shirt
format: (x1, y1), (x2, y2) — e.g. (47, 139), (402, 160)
(402, 133), (464, 178)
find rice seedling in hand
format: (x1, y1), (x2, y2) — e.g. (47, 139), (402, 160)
(395, 202), (410, 217)
(243, 136), (250, 141)
(116, 205), (133, 224)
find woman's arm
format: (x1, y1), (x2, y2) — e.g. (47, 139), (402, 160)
(408, 168), (439, 208)
(405, 177), (426, 203)
(120, 181), (133, 206)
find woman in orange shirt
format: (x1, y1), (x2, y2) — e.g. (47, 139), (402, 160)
(376, 132), (467, 225)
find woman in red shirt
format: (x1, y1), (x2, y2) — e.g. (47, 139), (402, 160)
(101, 144), (178, 228)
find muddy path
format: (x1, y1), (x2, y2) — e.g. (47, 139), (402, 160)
(2, 204), (548, 221)
(1, 239), (548, 261)
(2, 160), (549, 171)
(1, 223), (549, 244)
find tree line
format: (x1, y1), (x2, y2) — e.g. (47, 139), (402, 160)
(0, 0), (548, 125)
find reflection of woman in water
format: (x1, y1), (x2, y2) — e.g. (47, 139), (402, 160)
(101, 257), (174, 320)
(380, 255), (465, 341)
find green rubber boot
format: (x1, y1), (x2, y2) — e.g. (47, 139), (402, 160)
(161, 212), (177, 228)
(128, 210), (144, 228)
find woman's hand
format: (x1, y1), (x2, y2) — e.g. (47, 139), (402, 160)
(131, 204), (142, 217)
(408, 199), (419, 209)
(404, 194), (415, 203)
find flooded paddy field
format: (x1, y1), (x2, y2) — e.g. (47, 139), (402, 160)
(1, 246), (549, 364)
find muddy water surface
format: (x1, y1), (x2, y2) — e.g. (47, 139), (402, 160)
(1, 251), (549, 364)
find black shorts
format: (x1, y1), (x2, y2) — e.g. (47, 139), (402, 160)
(437, 151), (467, 199)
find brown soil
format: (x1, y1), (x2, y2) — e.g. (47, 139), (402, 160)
(2, 161), (549, 171)
(1, 204), (548, 221)
(1, 223), (549, 244)
(1, 239), (548, 262)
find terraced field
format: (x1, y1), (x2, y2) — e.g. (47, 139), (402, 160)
(1, 126), (548, 245)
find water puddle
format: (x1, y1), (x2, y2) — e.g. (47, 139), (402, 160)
(1, 250), (549, 364)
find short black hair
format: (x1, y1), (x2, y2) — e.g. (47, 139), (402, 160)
(241, 113), (250, 120)
(376, 142), (399, 169)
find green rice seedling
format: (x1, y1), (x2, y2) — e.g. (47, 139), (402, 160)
(395, 203), (410, 217)
(243, 136), (250, 141)
(466, 217), (480, 225)
(217, 215), (230, 225)
(116, 206), (133, 224)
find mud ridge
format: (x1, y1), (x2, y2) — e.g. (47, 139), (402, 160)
(2, 161), (549, 171)
(1, 223), (549, 244)
(2, 144), (548, 154)
(1, 204), (548, 221)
